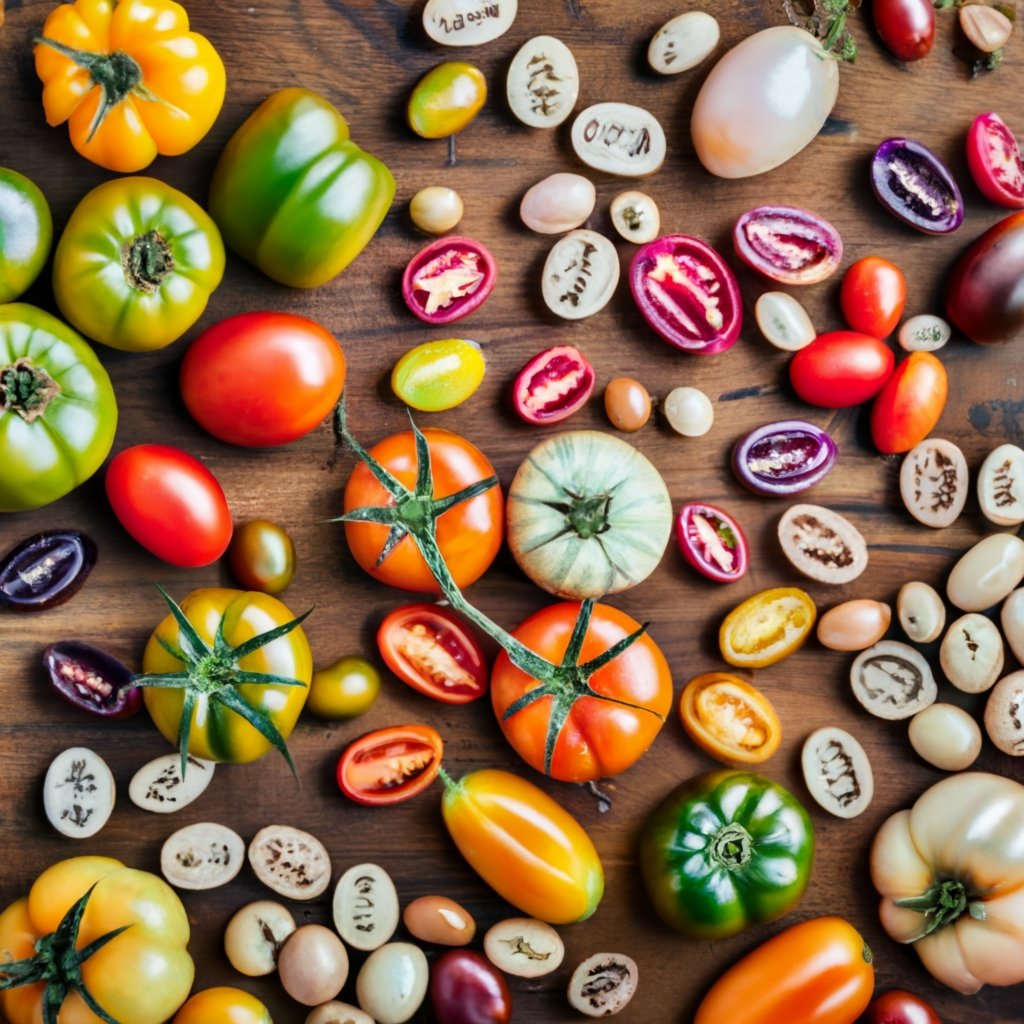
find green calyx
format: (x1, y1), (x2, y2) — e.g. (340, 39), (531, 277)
(122, 231), (175, 293)
(333, 399), (663, 777)
(1, 358), (60, 423)
(895, 878), (984, 940)
(784, 0), (860, 62)
(566, 492), (612, 540)
(128, 585), (311, 779)
(710, 823), (753, 869)
(0, 885), (128, 1024)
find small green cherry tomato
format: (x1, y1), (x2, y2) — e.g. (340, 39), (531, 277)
(408, 62), (487, 139)
(227, 519), (296, 594)
(0, 168), (53, 303)
(308, 656), (382, 719)
(391, 338), (485, 412)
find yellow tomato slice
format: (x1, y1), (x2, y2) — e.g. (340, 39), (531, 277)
(679, 672), (782, 763)
(720, 587), (816, 668)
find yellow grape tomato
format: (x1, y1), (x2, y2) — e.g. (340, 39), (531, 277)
(391, 338), (485, 412)
(308, 656), (382, 719)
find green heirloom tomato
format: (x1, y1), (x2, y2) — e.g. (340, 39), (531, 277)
(639, 770), (814, 939)
(0, 168), (52, 303)
(53, 177), (225, 352)
(392, 338), (485, 411)
(208, 88), (395, 289)
(0, 304), (117, 512)
(408, 62), (488, 139)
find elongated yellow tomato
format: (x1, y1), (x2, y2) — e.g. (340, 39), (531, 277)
(720, 586), (816, 668)
(679, 672), (781, 764)
(440, 768), (603, 924)
(870, 771), (1024, 994)
(0, 856), (194, 1024)
(34, 0), (226, 172)
(391, 338), (486, 412)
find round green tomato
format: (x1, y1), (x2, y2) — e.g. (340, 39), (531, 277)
(639, 769), (814, 939)
(308, 656), (381, 720)
(408, 62), (487, 139)
(0, 304), (117, 512)
(53, 176), (225, 352)
(228, 520), (296, 594)
(0, 168), (52, 303)
(391, 338), (485, 412)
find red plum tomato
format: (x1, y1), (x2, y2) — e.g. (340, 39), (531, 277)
(512, 345), (595, 425)
(378, 604), (487, 704)
(180, 312), (346, 447)
(430, 949), (511, 1024)
(840, 257), (906, 339)
(870, 352), (947, 454)
(629, 235), (742, 354)
(336, 724), (443, 805)
(105, 444), (232, 567)
(676, 503), (749, 583)
(402, 236), (496, 325)
(789, 331), (895, 408)
(966, 113), (1024, 209)
(732, 205), (842, 285)
(872, 0), (935, 61)
(860, 990), (942, 1024)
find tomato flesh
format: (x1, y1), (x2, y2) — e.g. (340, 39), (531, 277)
(337, 725), (443, 805)
(512, 345), (595, 424)
(675, 503), (748, 583)
(967, 112), (1024, 209)
(402, 236), (497, 324)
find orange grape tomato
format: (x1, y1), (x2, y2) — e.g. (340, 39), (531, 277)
(679, 672), (781, 764)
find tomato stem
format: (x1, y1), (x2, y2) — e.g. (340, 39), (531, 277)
(710, 822), (753, 868)
(783, 0), (859, 62)
(1, 358), (60, 423)
(895, 878), (970, 938)
(122, 230), (175, 293)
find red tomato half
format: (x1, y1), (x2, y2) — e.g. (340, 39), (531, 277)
(378, 604), (487, 704)
(966, 112), (1024, 209)
(860, 989), (942, 1024)
(180, 312), (346, 447)
(840, 257), (906, 339)
(789, 331), (895, 408)
(105, 444), (232, 567)
(870, 352), (948, 454)
(675, 502), (749, 583)
(336, 724), (443, 805)
(872, 0), (935, 62)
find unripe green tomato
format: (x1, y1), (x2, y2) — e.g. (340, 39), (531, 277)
(392, 338), (485, 412)
(408, 62), (487, 139)
(0, 168), (53, 303)
(227, 519), (296, 594)
(308, 656), (381, 719)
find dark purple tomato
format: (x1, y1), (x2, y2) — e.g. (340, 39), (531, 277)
(402, 236), (497, 325)
(789, 331), (895, 408)
(732, 205), (842, 285)
(871, 138), (963, 234)
(872, 0), (936, 61)
(675, 503), (748, 583)
(512, 345), (595, 425)
(42, 641), (141, 718)
(430, 949), (511, 1024)
(859, 989), (942, 1024)
(967, 113), (1024, 209)
(0, 531), (97, 611)
(629, 234), (742, 354)
(733, 420), (838, 497)
(946, 210), (1024, 345)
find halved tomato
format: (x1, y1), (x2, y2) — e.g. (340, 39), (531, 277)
(967, 113), (1024, 210)
(336, 725), (443, 806)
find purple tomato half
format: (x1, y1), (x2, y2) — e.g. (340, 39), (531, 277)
(512, 345), (595, 425)
(402, 236), (497, 324)
(733, 420), (838, 497)
(675, 503), (749, 583)
(790, 331), (895, 408)
(733, 205), (842, 286)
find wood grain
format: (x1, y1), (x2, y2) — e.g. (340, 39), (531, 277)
(1, 1), (1022, 1021)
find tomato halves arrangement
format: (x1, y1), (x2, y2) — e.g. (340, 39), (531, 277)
(512, 345), (595, 425)
(0, 531), (96, 612)
(675, 502), (749, 583)
(871, 137), (963, 234)
(720, 586), (817, 668)
(337, 724), (443, 806)
(378, 604), (487, 704)
(629, 234), (742, 354)
(402, 236), (497, 325)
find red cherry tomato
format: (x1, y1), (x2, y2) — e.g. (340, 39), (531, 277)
(860, 989), (942, 1024)
(840, 256), (907, 339)
(336, 724), (443, 805)
(430, 949), (511, 1024)
(789, 331), (895, 408)
(105, 444), (233, 567)
(512, 345), (595, 425)
(966, 112), (1024, 209)
(378, 604), (488, 704)
(675, 502), (749, 583)
(872, 0), (935, 62)
(180, 312), (346, 447)
(402, 236), (497, 325)
(870, 352), (948, 454)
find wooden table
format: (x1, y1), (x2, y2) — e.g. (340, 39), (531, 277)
(2, 2), (1022, 1021)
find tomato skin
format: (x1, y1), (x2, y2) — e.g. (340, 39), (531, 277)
(343, 428), (503, 592)
(106, 444), (233, 567)
(378, 604), (488, 704)
(872, 0), (935, 62)
(181, 312), (346, 447)
(34, 0), (225, 172)
(840, 257), (907, 339)
(491, 602), (673, 782)
(790, 331), (895, 408)
(860, 990), (942, 1024)
(966, 112), (1024, 209)
(336, 724), (443, 806)
(0, 168), (52, 303)
(173, 987), (272, 1024)
(694, 916), (874, 1024)
(870, 352), (948, 454)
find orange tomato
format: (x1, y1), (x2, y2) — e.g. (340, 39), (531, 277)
(34, 0), (226, 172)
(694, 916), (874, 1024)
(343, 428), (503, 592)
(870, 352), (948, 455)
(679, 672), (781, 764)
(173, 987), (272, 1024)
(719, 587), (817, 668)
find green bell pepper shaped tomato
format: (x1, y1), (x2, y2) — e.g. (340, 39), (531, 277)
(208, 88), (395, 289)
(639, 769), (814, 939)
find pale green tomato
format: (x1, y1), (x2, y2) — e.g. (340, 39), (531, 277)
(391, 338), (485, 412)
(308, 656), (381, 720)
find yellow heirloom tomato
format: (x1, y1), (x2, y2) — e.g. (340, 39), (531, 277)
(720, 586), (817, 668)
